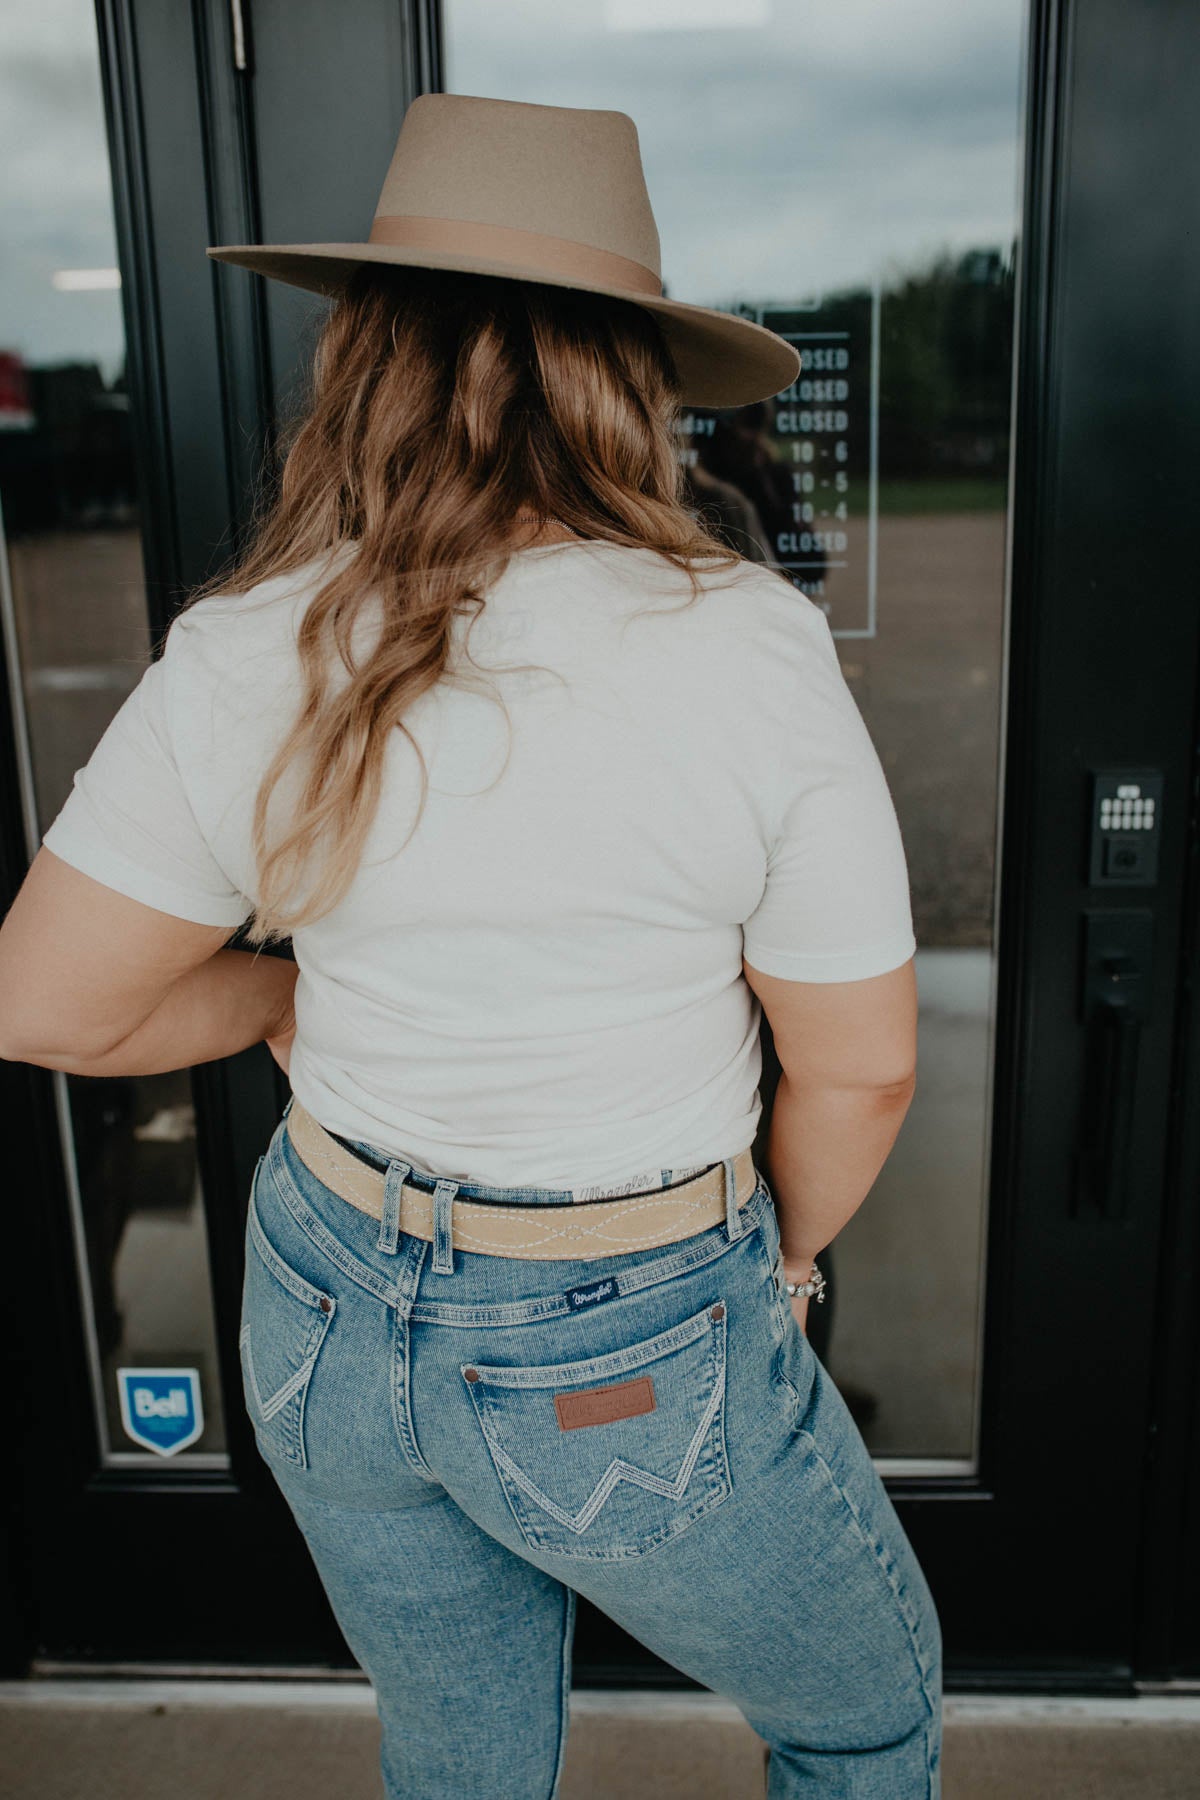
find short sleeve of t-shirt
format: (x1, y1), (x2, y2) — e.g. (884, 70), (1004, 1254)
(40, 615), (254, 928)
(740, 605), (916, 982)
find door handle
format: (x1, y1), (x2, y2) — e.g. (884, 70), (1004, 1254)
(1073, 910), (1154, 1220)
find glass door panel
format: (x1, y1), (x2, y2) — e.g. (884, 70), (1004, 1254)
(0, 0), (228, 1467)
(444, 0), (1027, 1471)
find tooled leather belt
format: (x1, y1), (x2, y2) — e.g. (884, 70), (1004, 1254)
(284, 1098), (759, 1261)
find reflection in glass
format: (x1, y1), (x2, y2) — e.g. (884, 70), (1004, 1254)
(0, 3), (227, 1463)
(445, 0), (1026, 1469)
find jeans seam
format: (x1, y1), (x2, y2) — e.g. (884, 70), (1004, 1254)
(390, 1306), (440, 1484)
(797, 1425), (940, 1770)
(548, 1584), (576, 1798)
(271, 1134), (405, 1308)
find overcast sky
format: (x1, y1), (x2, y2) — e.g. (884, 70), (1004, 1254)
(2, 0), (1026, 382)
(444, 0), (1027, 307)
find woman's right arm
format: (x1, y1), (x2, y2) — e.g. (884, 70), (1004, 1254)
(742, 957), (918, 1275)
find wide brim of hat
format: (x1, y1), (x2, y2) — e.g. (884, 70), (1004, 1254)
(205, 240), (799, 410)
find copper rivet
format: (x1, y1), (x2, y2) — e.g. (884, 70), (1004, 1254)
(711, 1303), (725, 1320)
(319, 1297), (332, 1313)
(463, 1367), (479, 1382)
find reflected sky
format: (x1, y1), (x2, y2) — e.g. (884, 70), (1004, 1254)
(1, 0), (1026, 376)
(2, 1), (123, 378)
(445, 0), (1026, 305)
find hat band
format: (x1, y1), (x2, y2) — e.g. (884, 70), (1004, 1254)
(367, 213), (663, 298)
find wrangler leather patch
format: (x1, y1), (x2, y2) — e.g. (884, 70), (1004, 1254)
(563, 1275), (620, 1311)
(554, 1375), (656, 1432)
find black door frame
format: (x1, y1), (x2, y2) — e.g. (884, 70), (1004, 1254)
(2, 0), (1199, 1686)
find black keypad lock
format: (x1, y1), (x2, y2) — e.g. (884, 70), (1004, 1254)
(1087, 770), (1163, 887)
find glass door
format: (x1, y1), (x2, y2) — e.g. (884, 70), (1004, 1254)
(0, 1), (237, 1471)
(444, 0), (1024, 1479)
(0, 0), (396, 1671)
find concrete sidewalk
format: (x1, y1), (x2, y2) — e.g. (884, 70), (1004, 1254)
(2, 1681), (1200, 1797)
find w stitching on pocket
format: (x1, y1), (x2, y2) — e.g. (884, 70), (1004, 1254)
(487, 1359), (724, 1536)
(240, 1158), (336, 1467)
(463, 1300), (732, 1561)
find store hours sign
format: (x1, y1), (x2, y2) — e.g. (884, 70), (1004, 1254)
(678, 280), (880, 638)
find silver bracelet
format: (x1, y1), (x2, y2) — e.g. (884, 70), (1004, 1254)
(784, 1261), (827, 1303)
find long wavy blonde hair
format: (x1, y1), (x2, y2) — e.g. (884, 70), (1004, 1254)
(180, 264), (742, 948)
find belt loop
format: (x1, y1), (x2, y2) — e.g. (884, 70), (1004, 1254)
(723, 1156), (744, 1241)
(431, 1178), (459, 1275)
(378, 1161), (410, 1255)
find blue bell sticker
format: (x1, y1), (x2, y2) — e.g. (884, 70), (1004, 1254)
(117, 1367), (204, 1456)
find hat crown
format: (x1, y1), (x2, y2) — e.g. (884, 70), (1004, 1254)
(205, 91), (802, 407)
(372, 93), (661, 279)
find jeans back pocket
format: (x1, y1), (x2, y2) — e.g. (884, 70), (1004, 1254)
(462, 1298), (731, 1561)
(239, 1154), (337, 1469)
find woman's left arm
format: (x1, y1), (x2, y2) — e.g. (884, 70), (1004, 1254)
(0, 847), (295, 1077)
(13, 945), (298, 1079)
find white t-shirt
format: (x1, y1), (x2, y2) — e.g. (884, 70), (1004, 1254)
(41, 539), (916, 1190)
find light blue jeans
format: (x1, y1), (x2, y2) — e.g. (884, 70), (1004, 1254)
(240, 1097), (942, 1797)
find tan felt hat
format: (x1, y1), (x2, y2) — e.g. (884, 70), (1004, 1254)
(206, 92), (800, 410)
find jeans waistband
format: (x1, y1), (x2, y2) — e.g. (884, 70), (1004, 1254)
(320, 1116), (714, 1206)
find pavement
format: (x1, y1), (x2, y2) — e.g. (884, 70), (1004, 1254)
(2, 1680), (1199, 1798)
